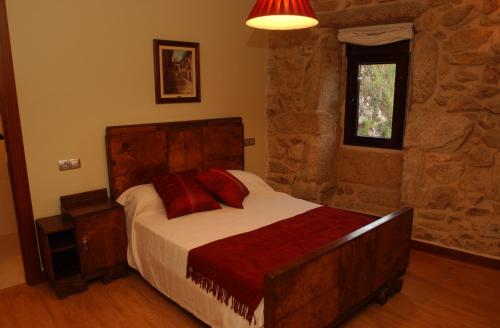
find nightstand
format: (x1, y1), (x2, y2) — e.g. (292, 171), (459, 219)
(36, 215), (87, 299)
(36, 189), (128, 299)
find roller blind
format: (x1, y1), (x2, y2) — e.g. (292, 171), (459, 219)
(338, 23), (414, 46)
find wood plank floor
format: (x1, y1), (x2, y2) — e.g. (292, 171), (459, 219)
(0, 233), (25, 290)
(0, 250), (499, 327)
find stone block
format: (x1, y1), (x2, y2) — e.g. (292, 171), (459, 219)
(447, 98), (486, 112)
(484, 8), (500, 24)
(482, 128), (500, 148)
(267, 173), (290, 185)
(447, 52), (488, 65)
(483, 65), (499, 84)
(441, 5), (474, 26)
(466, 208), (491, 217)
(268, 138), (287, 159)
(269, 161), (290, 174)
(338, 148), (403, 188)
(473, 85), (500, 98)
(428, 0), (450, 7)
(412, 33), (438, 104)
(440, 82), (466, 91)
(419, 218), (454, 232)
(358, 188), (401, 207)
(419, 210), (447, 221)
(291, 181), (320, 202)
(405, 113), (473, 152)
(473, 222), (500, 239)
(319, 1), (428, 28)
(445, 28), (493, 52)
(312, 0), (340, 12)
(425, 155), (465, 184)
(482, 0), (500, 14)
(427, 186), (459, 210)
(467, 145), (495, 167)
(455, 70), (480, 82)
(464, 155), (500, 201)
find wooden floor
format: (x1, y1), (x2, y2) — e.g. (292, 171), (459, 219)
(0, 233), (25, 290)
(1, 250), (499, 327)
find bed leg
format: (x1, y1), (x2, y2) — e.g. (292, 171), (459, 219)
(376, 285), (390, 305)
(390, 278), (403, 295)
(376, 278), (403, 305)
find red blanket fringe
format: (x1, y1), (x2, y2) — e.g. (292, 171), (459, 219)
(187, 267), (253, 321)
(186, 206), (375, 323)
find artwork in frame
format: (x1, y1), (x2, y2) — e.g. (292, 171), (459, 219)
(153, 39), (201, 104)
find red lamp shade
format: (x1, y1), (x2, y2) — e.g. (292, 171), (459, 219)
(246, 0), (319, 30)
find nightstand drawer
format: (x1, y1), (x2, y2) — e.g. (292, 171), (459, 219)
(74, 208), (126, 278)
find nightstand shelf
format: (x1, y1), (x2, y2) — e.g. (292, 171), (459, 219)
(36, 188), (128, 299)
(37, 215), (86, 298)
(48, 231), (77, 253)
(52, 249), (80, 279)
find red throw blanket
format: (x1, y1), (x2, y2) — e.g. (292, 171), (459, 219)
(186, 206), (376, 322)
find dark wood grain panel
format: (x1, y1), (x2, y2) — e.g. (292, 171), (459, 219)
(74, 214), (107, 277)
(275, 290), (339, 328)
(168, 128), (203, 172)
(339, 232), (377, 313)
(106, 117), (243, 199)
(264, 208), (413, 328)
(266, 250), (339, 321)
(106, 131), (168, 198)
(202, 124), (244, 170)
(374, 212), (412, 288)
(102, 208), (127, 268)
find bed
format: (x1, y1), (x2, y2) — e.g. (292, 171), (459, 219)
(105, 117), (413, 328)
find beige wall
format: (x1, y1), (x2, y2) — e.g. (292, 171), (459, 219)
(6, 0), (268, 218)
(0, 116), (18, 236)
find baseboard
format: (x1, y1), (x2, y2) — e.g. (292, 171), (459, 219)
(411, 239), (500, 271)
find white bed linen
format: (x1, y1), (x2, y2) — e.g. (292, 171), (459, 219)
(123, 188), (319, 328)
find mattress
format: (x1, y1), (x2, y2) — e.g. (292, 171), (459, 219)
(121, 184), (319, 328)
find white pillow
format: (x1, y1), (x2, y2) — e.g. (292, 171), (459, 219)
(116, 183), (164, 220)
(227, 170), (274, 193)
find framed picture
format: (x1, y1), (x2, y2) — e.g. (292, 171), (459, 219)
(153, 39), (201, 104)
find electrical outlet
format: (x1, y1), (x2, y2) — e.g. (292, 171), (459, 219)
(58, 158), (81, 171)
(244, 137), (256, 147)
(58, 160), (71, 171)
(69, 158), (81, 169)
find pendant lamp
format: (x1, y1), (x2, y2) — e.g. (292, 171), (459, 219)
(246, 0), (319, 30)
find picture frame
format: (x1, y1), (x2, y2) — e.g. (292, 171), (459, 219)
(153, 39), (201, 104)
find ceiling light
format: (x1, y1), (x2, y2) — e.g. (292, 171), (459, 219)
(246, 0), (319, 30)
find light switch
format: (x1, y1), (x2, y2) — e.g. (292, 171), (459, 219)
(58, 160), (71, 171)
(244, 138), (256, 147)
(58, 158), (81, 171)
(69, 158), (81, 169)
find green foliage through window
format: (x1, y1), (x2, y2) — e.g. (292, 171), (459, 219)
(356, 64), (396, 139)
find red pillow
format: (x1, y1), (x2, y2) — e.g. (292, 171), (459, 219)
(196, 169), (249, 208)
(152, 170), (221, 219)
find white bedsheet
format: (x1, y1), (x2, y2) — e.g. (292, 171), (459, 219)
(124, 188), (319, 328)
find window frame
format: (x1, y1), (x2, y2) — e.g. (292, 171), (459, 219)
(344, 40), (410, 150)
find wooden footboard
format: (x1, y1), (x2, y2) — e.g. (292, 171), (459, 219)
(264, 207), (413, 328)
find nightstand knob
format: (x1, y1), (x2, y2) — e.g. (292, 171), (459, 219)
(82, 237), (89, 252)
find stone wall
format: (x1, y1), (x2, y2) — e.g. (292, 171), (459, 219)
(267, 28), (341, 203)
(331, 148), (403, 215)
(266, 0), (500, 257)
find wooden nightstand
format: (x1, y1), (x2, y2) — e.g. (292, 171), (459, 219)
(37, 189), (128, 299)
(36, 215), (87, 299)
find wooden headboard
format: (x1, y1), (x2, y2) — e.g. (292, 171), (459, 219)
(105, 117), (244, 199)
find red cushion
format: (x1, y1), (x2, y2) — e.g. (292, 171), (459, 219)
(196, 169), (249, 208)
(152, 170), (221, 219)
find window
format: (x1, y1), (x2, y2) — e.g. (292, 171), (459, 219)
(344, 40), (410, 149)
